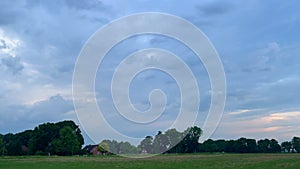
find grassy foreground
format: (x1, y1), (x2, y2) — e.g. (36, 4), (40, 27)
(1, 154), (300, 169)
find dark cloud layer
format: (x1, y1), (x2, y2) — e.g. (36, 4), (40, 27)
(0, 0), (300, 143)
(196, 1), (234, 16)
(0, 94), (74, 134)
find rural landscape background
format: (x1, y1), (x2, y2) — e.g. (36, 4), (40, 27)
(1, 0), (300, 168)
(1, 120), (300, 156)
(1, 120), (300, 168)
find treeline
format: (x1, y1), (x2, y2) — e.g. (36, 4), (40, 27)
(97, 140), (139, 155)
(98, 126), (203, 154)
(199, 137), (300, 153)
(138, 126), (202, 154)
(1, 121), (300, 156)
(101, 126), (300, 154)
(0, 121), (84, 156)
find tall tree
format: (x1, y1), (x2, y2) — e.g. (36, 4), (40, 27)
(258, 139), (271, 153)
(28, 122), (59, 154)
(292, 137), (300, 153)
(16, 130), (33, 155)
(234, 138), (257, 153)
(0, 134), (6, 156)
(258, 139), (280, 153)
(3, 133), (22, 156)
(181, 126), (202, 153)
(270, 139), (281, 153)
(165, 128), (182, 153)
(28, 120), (84, 155)
(153, 131), (169, 154)
(56, 121), (84, 147)
(139, 136), (153, 154)
(245, 138), (258, 153)
(281, 141), (292, 152)
(51, 126), (81, 155)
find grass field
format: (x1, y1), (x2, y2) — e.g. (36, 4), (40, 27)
(1, 154), (300, 169)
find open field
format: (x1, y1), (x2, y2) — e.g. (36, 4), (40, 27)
(1, 154), (300, 169)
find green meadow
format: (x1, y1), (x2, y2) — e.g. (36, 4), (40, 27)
(1, 154), (300, 169)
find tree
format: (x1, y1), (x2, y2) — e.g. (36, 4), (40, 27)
(153, 131), (169, 154)
(292, 137), (300, 153)
(56, 121), (84, 147)
(119, 141), (138, 154)
(201, 139), (218, 152)
(102, 139), (119, 154)
(257, 139), (280, 153)
(181, 126), (202, 153)
(245, 138), (258, 153)
(0, 134), (6, 156)
(225, 140), (238, 152)
(28, 122), (59, 154)
(139, 136), (153, 154)
(281, 141), (292, 152)
(270, 139), (281, 153)
(98, 141), (110, 155)
(233, 138), (257, 153)
(214, 139), (227, 152)
(258, 139), (271, 153)
(100, 140), (138, 154)
(236, 137), (248, 153)
(16, 130), (33, 155)
(28, 120), (84, 155)
(165, 128), (183, 153)
(53, 126), (81, 155)
(3, 133), (22, 155)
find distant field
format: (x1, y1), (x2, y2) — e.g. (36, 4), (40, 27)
(1, 154), (300, 169)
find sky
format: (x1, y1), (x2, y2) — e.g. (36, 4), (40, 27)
(0, 0), (300, 145)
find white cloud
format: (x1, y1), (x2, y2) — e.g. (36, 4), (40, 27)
(0, 29), (21, 57)
(228, 109), (254, 115)
(214, 110), (300, 142)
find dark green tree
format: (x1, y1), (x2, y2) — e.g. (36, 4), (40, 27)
(214, 139), (227, 152)
(270, 139), (281, 153)
(28, 122), (59, 155)
(292, 137), (300, 153)
(181, 126), (202, 153)
(16, 130), (33, 155)
(257, 139), (280, 153)
(0, 134), (6, 156)
(281, 141), (292, 152)
(3, 133), (22, 155)
(28, 120), (84, 155)
(234, 138), (257, 153)
(51, 126), (81, 155)
(225, 140), (238, 152)
(245, 138), (258, 153)
(258, 139), (271, 153)
(201, 139), (218, 152)
(56, 121), (84, 147)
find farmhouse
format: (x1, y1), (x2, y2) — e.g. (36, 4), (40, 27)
(83, 145), (99, 155)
